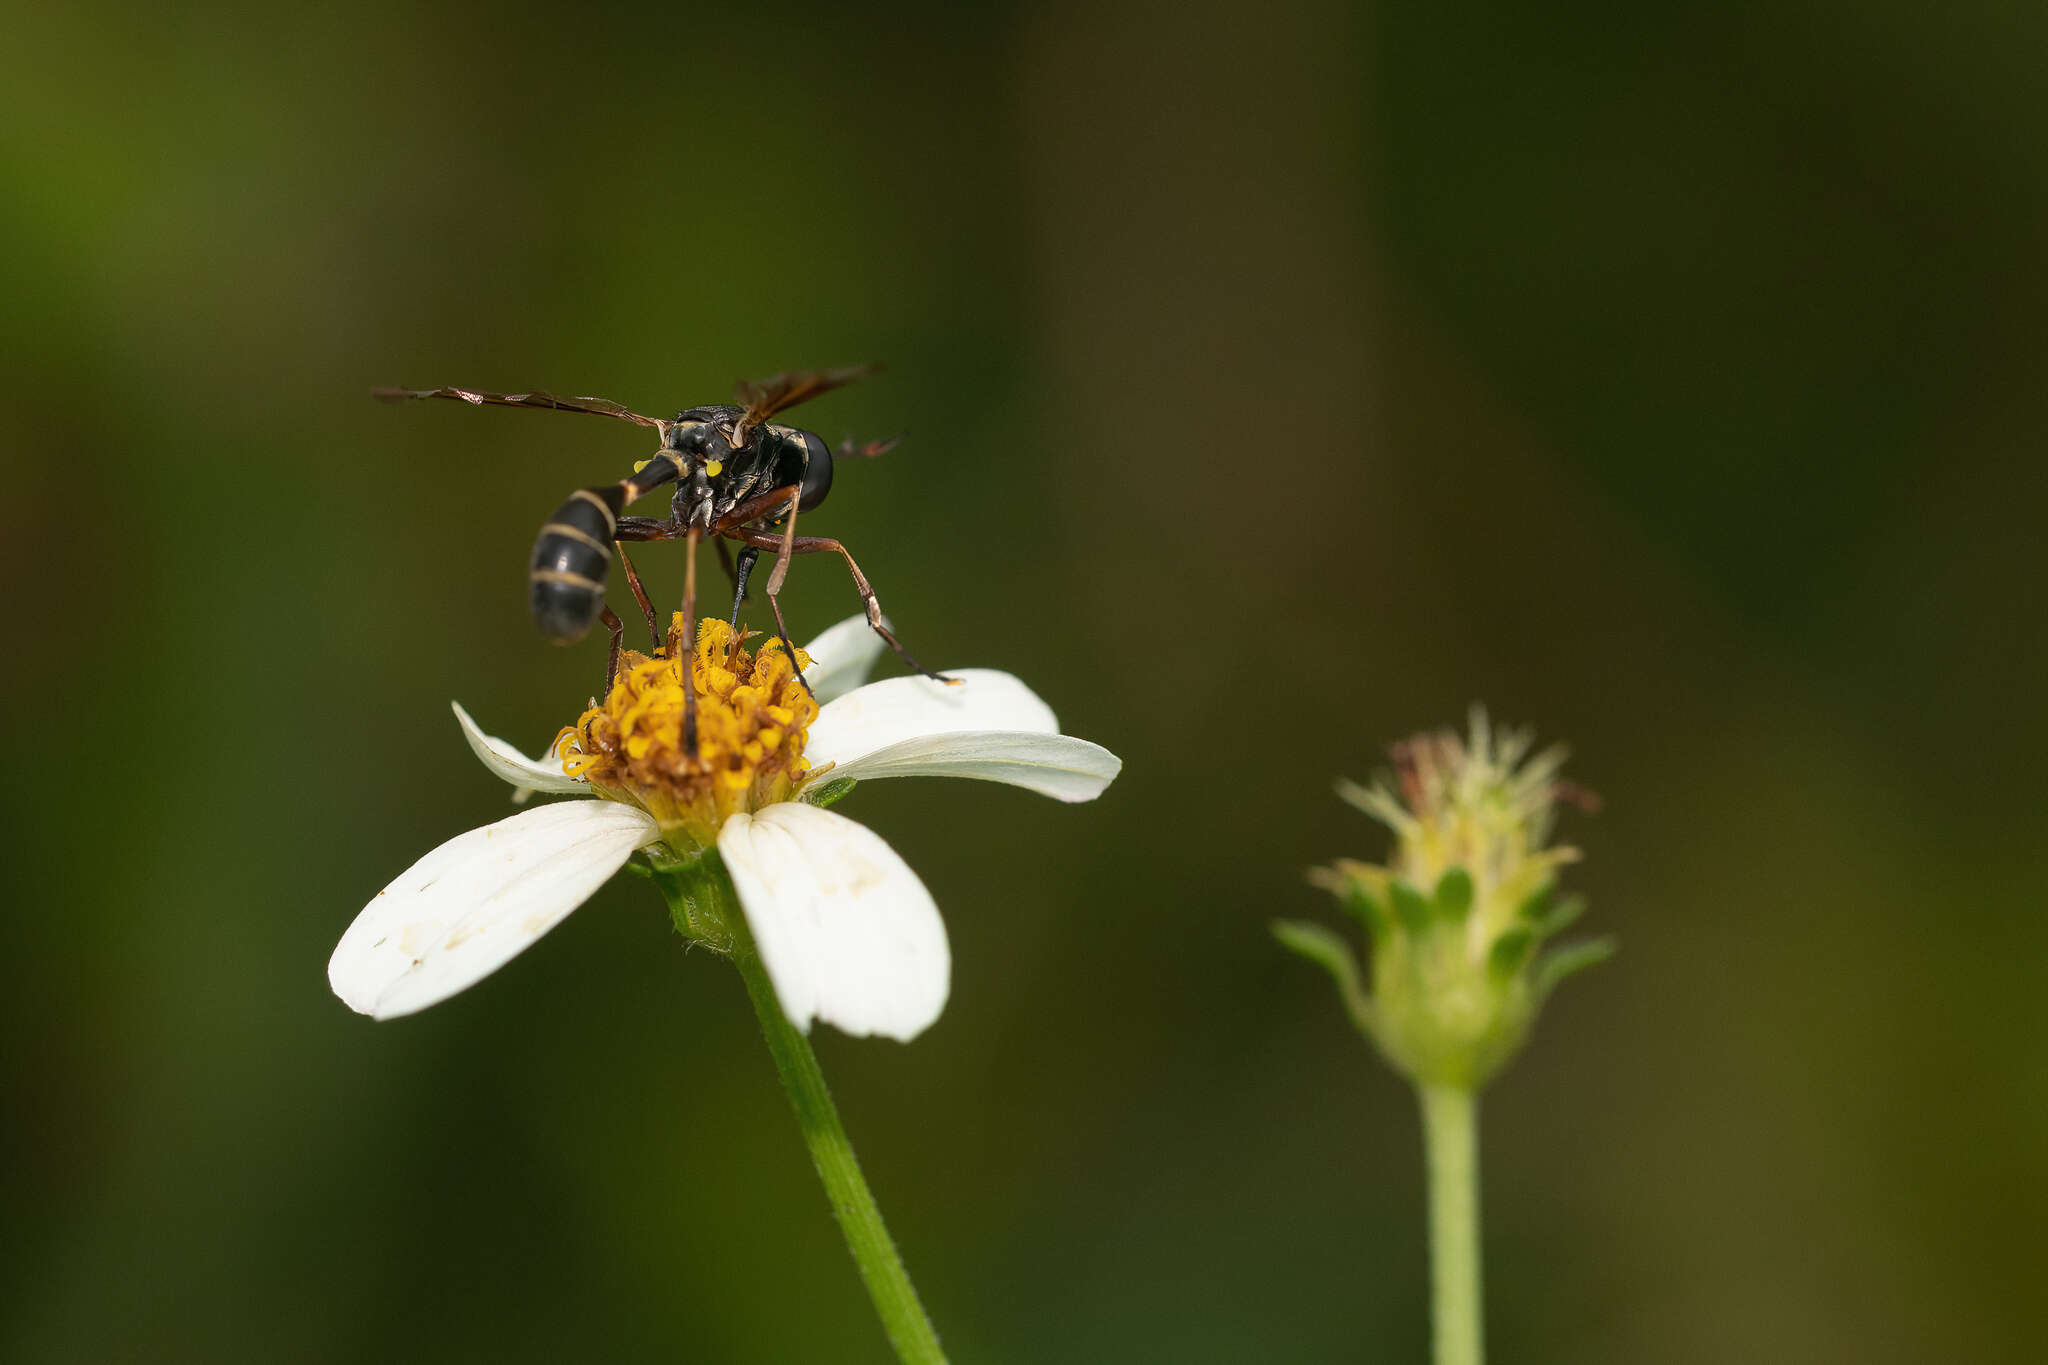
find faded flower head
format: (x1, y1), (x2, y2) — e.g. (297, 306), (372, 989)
(1278, 709), (1612, 1089)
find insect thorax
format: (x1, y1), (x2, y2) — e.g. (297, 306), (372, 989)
(662, 407), (813, 528)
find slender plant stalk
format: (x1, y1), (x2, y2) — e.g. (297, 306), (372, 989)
(1418, 1082), (1483, 1365)
(722, 890), (949, 1364)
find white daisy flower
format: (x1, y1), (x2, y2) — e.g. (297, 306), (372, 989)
(329, 615), (1120, 1040)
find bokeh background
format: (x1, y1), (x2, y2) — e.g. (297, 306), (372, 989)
(6, 1), (2045, 1360)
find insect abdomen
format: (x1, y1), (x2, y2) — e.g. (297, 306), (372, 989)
(529, 487), (623, 643)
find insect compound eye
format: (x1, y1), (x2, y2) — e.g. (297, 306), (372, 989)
(796, 431), (834, 511)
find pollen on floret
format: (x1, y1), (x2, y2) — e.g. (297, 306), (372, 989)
(558, 615), (818, 847)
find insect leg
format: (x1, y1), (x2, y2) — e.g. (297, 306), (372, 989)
(728, 546), (760, 632)
(678, 528), (701, 756)
(763, 591), (807, 696)
(613, 515), (680, 542)
(618, 515), (705, 752)
(722, 526), (954, 685)
(712, 484), (807, 534)
(758, 491), (811, 696)
(763, 489), (802, 596)
(614, 541), (661, 649)
(599, 605), (625, 697)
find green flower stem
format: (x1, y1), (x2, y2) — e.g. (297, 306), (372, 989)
(1418, 1082), (1483, 1365)
(701, 865), (948, 1365)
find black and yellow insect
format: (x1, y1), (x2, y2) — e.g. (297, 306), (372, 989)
(374, 365), (940, 721)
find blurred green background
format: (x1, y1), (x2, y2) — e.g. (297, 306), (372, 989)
(5, 1), (2044, 1360)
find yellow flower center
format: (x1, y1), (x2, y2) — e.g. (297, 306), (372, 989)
(557, 615), (817, 847)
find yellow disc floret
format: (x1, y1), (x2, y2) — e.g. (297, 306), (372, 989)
(559, 616), (817, 847)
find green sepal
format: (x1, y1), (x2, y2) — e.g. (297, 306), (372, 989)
(1516, 882), (1555, 923)
(1341, 884), (1391, 942)
(1533, 936), (1616, 999)
(1272, 920), (1375, 1037)
(643, 847), (739, 953)
(1530, 894), (1587, 940)
(1433, 868), (1474, 922)
(1389, 878), (1432, 934)
(805, 777), (859, 809)
(1486, 925), (1536, 985)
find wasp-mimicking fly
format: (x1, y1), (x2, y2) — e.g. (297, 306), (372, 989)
(374, 364), (946, 752)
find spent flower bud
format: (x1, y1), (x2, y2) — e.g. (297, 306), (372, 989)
(1278, 709), (1612, 1089)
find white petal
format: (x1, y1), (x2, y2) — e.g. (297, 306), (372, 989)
(718, 803), (949, 1041)
(452, 701), (586, 796)
(801, 615), (890, 704)
(329, 799), (659, 1020)
(805, 670), (1059, 779)
(806, 730), (1121, 803)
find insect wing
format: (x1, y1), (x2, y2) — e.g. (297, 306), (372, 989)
(372, 386), (663, 429)
(732, 364), (878, 438)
